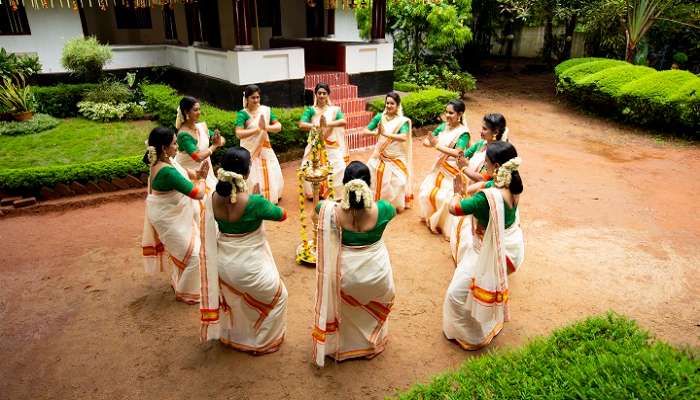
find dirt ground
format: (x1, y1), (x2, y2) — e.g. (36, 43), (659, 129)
(1, 73), (699, 400)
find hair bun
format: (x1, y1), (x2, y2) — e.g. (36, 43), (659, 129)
(216, 181), (233, 197)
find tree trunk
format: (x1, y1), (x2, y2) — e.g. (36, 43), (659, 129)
(625, 30), (635, 63)
(562, 16), (577, 60)
(543, 13), (554, 67)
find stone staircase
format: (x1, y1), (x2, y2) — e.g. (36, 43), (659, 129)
(304, 71), (378, 152)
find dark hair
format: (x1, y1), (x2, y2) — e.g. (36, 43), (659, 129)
(216, 146), (251, 197)
(342, 161), (372, 210)
(314, 82), (331, 94)
(483, 113), (507, 140)
(447, 99), (466, 114)
(486, 141), (523, 195)
(179, 96), (198, 123)
(243, 84), (261, 98)
(385, 91), (401, 106)
(143, 126), (175, 166)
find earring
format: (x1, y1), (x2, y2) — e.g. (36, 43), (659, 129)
(492, 134), (497, 140)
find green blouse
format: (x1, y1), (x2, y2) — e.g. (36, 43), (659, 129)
(455, 185), (517, 229)
(177, 130), (214, 156)
(464, 139), (487, 158)
(432, 122), (470, 150)
(235, 109), (279, 128)
(216, 194), (287, 234)
(300, 106), (344, 123)
(367, 113), (409, 134)
(316, 199), (396, 246)
(151, 166), (196, 197)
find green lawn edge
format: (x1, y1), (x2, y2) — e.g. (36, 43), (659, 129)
(393, 312), (699, 399)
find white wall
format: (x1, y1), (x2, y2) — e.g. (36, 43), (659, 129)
(332, 7), (362, 42)
(107, 45), (305, 85)
(0, 7), (83, 73)
(344, 42), (393, 74)
(492, 26), (586, 59)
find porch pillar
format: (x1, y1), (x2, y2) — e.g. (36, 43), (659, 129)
(233, 0), (253, 50)
(370, 0), (386, 43)
(271, 0), (282, 37)
(327, 7), (335, 38)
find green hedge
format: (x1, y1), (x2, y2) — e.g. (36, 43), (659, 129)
(0, 155), (147, 196)
(32, 84), (97, 118)
(141, 84), (306, 153)
(553, 57), (608, 77)
(0, 113), (60, 136)
(369, 88), (459, 127)
(557, 59), (628, 93)
(395, 313), (699, 399)
(555, 58), (700, 136)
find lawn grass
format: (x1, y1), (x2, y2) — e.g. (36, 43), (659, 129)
(395, 313), (699, 399)
(0, 118), (157, 169)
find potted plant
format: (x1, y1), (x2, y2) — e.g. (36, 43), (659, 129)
(0, 76), (36, 121)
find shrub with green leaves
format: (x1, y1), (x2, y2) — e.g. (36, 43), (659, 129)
(32, 84), (97, 118)
(141, 83), (306, 154)
(0, 113), (60, 136)
(0, 48), (42, 81)
(0, 156), (147, 196)
(369, 88), (459, 127)
(394, 62), (476, 96)
(61, 37), (112, 82)
(394, 313), (699, 399)
(83, 81), (133, 104)
(77, 101), (145, 122)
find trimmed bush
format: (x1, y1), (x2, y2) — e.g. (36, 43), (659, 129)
(553, 57), (608, 76)
(618, 70), (697, 126)
(83, 81), (133, 104)
(32, 84), (97, 118)
(557, 59), (628, 93)
(0, 113), (60, 136)
(369, 88), (459, 127)
(555, 58), (700, 136)
(394, 313), (699, 399)
(141, 83), (306, 153)
(394, 81), (422, 92)
(0, 156), (147, 196)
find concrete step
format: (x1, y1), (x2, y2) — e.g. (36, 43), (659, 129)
(344, 127), (378, 152)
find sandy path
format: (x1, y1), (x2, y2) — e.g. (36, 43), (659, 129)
(1, 74), (698, 400)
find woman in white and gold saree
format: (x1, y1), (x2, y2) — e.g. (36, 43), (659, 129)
(204, 146), (288, 354)
(443, 141), (525, 350)
(312, 161), (396, 367)
(174, 96), (224, 191)
(363, 92), (414, 212)
(450, 113), (510, 262)
(235, 84), (284, 204)
(299, 82), (348, 200)
(418, 99), (470, 240)
(141, 127), (218, 310)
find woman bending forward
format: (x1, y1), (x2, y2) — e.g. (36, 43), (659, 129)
(313, 161), (396, 367)
(141, 127), (218, 307)
(207, 146), (288, 353)
(443, 141), (525, 350)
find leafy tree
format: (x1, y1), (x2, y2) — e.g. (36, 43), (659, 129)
(355, 0), (473, 71)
